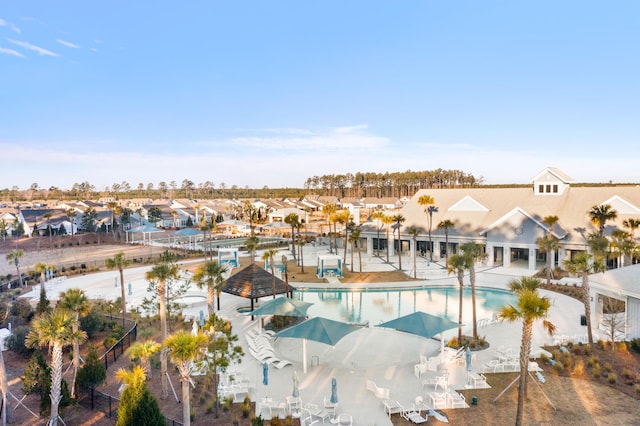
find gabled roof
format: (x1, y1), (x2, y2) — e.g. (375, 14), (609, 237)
(479, 207), (566, 238)
(449, 195), (489, 212)
(600, 196), (640, 215)
(529, 167), (574, 184)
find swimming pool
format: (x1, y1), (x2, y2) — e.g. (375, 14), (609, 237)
(292, 286), (516, 327)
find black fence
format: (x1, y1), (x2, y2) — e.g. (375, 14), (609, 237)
(99, 314), (137, 370)
(78, 314), (183, 426)
(77, 386), (183, 426)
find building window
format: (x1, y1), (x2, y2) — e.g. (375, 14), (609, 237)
(546, 184), (551, 192)
(553, 184), (558, 193)
(539, 184), (544, 193)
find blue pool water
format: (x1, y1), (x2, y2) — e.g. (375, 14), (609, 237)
(292, 286), (516, 326)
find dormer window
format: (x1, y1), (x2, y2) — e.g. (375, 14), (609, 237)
(531, 167), (573, 195)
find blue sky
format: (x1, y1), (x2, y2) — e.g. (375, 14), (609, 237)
(2, 2), (639, 191)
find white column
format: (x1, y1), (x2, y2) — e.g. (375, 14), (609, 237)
(528, 247), (536, 270)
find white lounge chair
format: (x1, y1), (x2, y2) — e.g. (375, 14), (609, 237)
(383, 400), (403, 418)
(304, 403), (330, 423)
(446, 391), (467, 409)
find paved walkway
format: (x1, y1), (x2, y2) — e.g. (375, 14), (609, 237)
(18, 245), (603, 425)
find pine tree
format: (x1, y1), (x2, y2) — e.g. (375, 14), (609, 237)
(116, 366), (165, 426)
(75, 344), (106, 390)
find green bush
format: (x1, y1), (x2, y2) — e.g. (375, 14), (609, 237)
(10, 298), (33, 320)
(76, 345), (106, 389)
(608, 373), (617, 384)
(6, 325), (33, 357)
(592, 364), (601, 378)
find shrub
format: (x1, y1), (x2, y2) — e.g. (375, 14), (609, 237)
(242, 395), (252, 419)
(80, 309), (105, 338)
(604, 363), (613, 374)
(553, 361), (564, 373)
(592, 364), (601, 378)
(76, 345), (106, 389)
(629, 338), (640, 353)
(587, 355), (599, 368)
(597, 339), (606, 350)
(6, 325), (33, 357)
(618, 341), (627, 351)
(222, 396), (233, 412)
(608, 373), (617, 384)
(10, 298), (33, 320)
(635, 384), (640, 394)
(573, 358), (584, 375)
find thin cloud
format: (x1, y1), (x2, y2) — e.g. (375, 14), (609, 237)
(7, 38), (59, 57)
(226, 125), (388, 152)
(0, 18), (21, 34)
(0, 46), (24, 58)
(56, 38), (79, 49)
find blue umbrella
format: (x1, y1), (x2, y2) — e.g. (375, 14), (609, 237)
(465, 346), (472, 371)
(330, 377), (338, 403)
(263, 362), (269, 386)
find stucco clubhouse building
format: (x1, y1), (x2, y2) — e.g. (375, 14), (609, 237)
(362, 167), (640, 270)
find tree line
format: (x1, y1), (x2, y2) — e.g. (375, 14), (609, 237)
(2, 168), (480, 202)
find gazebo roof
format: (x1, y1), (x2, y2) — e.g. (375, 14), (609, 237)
(222, 263), (288, 300)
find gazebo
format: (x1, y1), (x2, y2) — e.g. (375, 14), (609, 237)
(316, 254), (343, 278)
(222, 263), (288, 318)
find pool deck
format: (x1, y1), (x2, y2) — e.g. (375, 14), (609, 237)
(18, 245), (603, 425)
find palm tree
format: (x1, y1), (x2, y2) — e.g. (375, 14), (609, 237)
(193, 204), (200, 225)
(26, 309), (87, 426)
(622, 218), (640, 239)
(323, 204), (337, 253)
(145, 259), (180, 399)
(66, 209), (77, 238)
(610, 229), (634, 267)
(437, 219), (455, 265)
(393, 214), (405, 270)
(338, 211), (353, 265)
(5, 249), (24, 287)
(262, 249), (279, 299)
(329, 212), (340, 255)
(348, 226), (363, 273)
(245, 236), (259, 264)
(164, 330), (208, 426)
(563, 251), (605, 345)
(282, 254), (290, 297)
(497, 277), (555, 426)
(588, 233), (610, 259)
(382, 215), (394, 264)
(59, 288), (91, 398)
(128, 340), (161, 379)
(417, 194), (436, 260)
(106, 252), (131, 317)
(371, 210), (385, 257)
(193, 260), (228, 313)
(447, 253), (469, 343)
(537, 235), (560, 285)
(460, 241), (486, 343)
(588, 204), (618, 236)
(284, 213), (300, 261)
(296, 237), (306, 273)
(406, 227), (421, 279)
